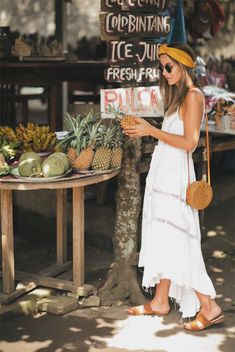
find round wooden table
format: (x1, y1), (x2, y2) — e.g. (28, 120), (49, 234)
(0, 170), (118, 303)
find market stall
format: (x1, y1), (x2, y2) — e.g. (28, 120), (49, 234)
(0, 60), (108, 130)
(0, 170), (118, 304)
(0, 107), (124, 304)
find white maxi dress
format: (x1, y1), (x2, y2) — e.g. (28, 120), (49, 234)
(138, 108), (216, 318)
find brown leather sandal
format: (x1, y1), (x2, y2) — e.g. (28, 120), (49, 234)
(127, 303), (169, 317)
(184, 312), (225, 331)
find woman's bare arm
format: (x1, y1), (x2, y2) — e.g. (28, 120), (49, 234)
(125, 90), (204, 152)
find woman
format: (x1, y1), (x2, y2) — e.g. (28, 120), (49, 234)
(125, 43), (224, 331)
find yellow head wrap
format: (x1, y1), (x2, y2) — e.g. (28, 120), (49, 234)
(158, 44), (196, 68)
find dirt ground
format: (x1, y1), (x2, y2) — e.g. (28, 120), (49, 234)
(0, 189), (234, 352)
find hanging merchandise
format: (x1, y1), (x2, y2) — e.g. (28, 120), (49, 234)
(167, 0), (187, 44)
(187, 0), (225, 40)
(152, 0), (187, 45)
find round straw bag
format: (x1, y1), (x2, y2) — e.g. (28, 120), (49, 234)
(186, 111), (213, 210)
(186, 180), (213, 210)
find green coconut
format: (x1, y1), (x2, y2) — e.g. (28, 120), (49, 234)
(18, 158), (42, 177)
(48, 152), (69, 171)
(19, 152), (42, 164)
(42, 156), (65, 177)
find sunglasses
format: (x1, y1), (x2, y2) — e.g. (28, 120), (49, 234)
(159, 63), (173, 74)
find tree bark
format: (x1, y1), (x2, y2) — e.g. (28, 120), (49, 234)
(99, 137), (146, 306)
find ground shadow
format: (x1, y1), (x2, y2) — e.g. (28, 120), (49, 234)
(0, 311), (117, 352)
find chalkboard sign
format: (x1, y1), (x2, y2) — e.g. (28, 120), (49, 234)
(101, 0), (170, 13)
(104, 66), (159, 83)
(100, 0), (176, 83)
(100, 12), (171, 41)
(108, 40), (160, 66)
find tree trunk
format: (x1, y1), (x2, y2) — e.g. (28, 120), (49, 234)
(99, 137), (146, 306)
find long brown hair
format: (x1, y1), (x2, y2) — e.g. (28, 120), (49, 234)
(159, 43), (198, 116)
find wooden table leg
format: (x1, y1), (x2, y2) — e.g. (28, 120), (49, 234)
(1, 190), (15, 294)
(56, 189), (67, 264)
(72, 187), (84, 287)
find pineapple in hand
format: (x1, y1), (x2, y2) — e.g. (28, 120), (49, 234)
(106, 105), (138, 130)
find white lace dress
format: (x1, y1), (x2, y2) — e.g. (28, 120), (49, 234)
(138, 108), (216, 318)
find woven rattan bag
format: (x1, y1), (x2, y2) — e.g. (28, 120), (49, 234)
(186, 112), (213, 210)
(186, 179), (213, 210)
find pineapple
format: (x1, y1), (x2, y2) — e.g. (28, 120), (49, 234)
(91, 147), (112, 171)
(110, 125), (123, 169)
(120, 114), (137, 129)
(92, 123), (119, 171)
(72, 146), (94, 170)
(105, 105), (137, 130)
(67, 147), (77, 164)
(57, 112), (83, 161)
(58, 110), (102, 170)
(72, 119), (102, 170)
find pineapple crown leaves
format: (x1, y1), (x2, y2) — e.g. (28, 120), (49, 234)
(95, 123), (122, 149)
(63, 111), (92, 154)
(56, 132), (75, 153)
(61, 110), (103, 154)
(64, 112), (83, 134)
(75, 113), (99, 154)
(64, 109), (100, 134)
(105, 104), (125, 121)
(84, 119), (102, 148)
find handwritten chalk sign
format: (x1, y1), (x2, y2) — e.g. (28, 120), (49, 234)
(101, 0), (170, 12)
(108, 40), (160, 66)
(100, 86), (164, 117)
(104, 66), (159, 82)
(100, 12), (171, 40)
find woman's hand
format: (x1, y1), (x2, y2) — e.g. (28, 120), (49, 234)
(124, 117), (154, 138)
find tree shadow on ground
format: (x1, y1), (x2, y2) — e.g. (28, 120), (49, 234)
(155, 310), (234, 352)
(0, 310), (119, 352)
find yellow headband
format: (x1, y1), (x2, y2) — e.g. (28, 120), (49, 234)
(158, 44), (196, 68)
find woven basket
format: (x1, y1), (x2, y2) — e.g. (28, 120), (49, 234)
(186, 180), (213, 210)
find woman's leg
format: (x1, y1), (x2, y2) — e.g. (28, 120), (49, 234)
(195, 291), (222, 319)
(127, 278), (171, 315)
(184, 291), (223, 330)
(151, 278), (171, 314)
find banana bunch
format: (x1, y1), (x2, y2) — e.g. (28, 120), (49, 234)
(32, 128), (57, 152)
(0, 136), (21, 161)
(15, 123), (57, 152)
(0, 126), (20, 143)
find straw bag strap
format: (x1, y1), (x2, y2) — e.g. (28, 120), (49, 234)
(187, 110), (211, 186)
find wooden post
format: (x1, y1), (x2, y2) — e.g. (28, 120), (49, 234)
(54, 0), (68, 123)
(48, 84), (62, 131)
(56, 189), (67, 264)
(1, 190), (15, 294)
(72, 187), (84, 286)
(55, 0), (67, 52)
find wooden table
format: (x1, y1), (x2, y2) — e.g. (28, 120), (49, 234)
(0, 60), (109, 131)
(0, 170), (118, 304)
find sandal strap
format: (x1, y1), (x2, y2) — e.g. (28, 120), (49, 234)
(143, 303), (154, 314)
(188, 313), (209, 330)
(196, 313), (209, 325)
